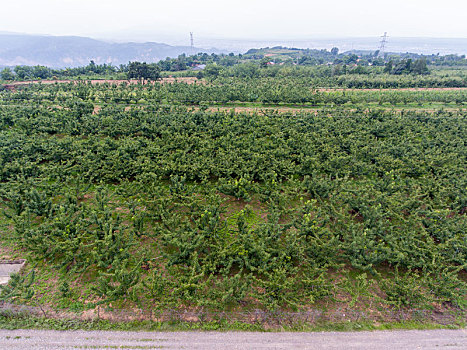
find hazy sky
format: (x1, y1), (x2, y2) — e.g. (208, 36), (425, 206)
(2, 0), (467, 43)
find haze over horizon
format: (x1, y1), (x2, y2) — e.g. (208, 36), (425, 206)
(1, 0), (467, 67)
(2, 0), (467, 45)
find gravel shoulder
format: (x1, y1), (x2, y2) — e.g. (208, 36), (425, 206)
(0, 328), (465, 350)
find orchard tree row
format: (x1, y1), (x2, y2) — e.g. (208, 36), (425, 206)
(0, 83), (466, 312)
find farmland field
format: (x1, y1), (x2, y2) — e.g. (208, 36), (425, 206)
(0, 62), (466, 329)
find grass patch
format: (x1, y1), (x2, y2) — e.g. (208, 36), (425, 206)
(0, 311), (464, 332)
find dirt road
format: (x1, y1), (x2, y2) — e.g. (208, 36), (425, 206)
(0, 328), (465, 349)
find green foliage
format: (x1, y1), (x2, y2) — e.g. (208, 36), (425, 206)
(424, 263), (467, 308)
(93, 258), (141, 305)
(0, 271), (35, 303)
(0, 75), (466, 315)
(386, 58), (430, 75)
(127, 62), (161, 81)
(59, 281), (70, 298)
(0, 68), (14, 81)
(380, 268), (427, 308)
(218, 177), (254, 201)
(203, 64), (223, 80)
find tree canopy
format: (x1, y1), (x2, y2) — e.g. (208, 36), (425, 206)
(127, 62), (161, 81)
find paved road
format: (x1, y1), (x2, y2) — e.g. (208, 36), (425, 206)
(0, 329), (465, 349)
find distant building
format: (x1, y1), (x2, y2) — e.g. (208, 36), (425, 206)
(192, 64), (206, 71)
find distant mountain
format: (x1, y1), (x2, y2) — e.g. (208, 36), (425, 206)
(1, 33), (465, 69)
(0, 33), (221, 68)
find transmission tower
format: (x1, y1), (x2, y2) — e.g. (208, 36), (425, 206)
(378, 32), (388, 57)
(190, 32), (194, 54)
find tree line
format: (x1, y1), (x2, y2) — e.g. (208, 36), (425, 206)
(1, 49), (466, 82)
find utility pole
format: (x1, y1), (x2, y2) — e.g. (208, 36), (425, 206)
(190, 32), (194, 54)
(378, 32), (388, 58)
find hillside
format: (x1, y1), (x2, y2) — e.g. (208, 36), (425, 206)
(0, 33), (220, 68)
(0, 68), (466, 329)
